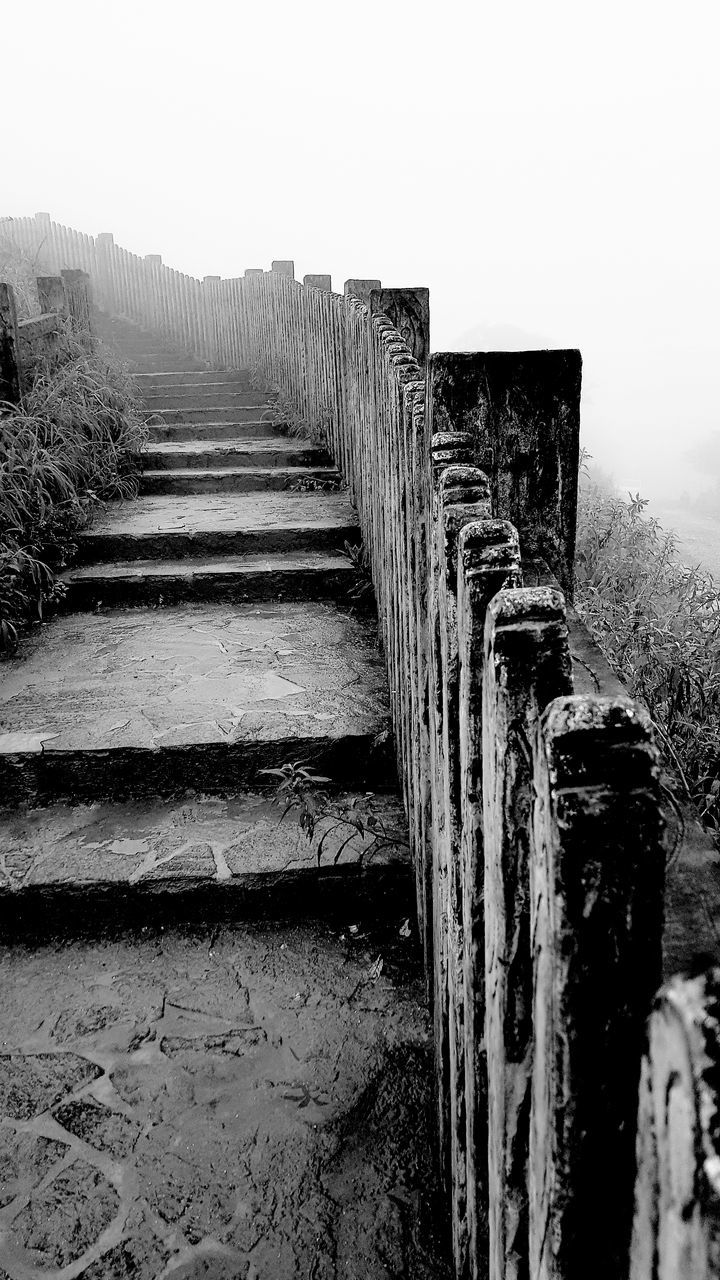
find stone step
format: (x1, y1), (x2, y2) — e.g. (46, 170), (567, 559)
(141, 438), (331, 470)
(0, 602), (392, 806)
(143, 388), (264, 410)
(122, 350), (204, 365)
(75, 492), (358, 562)
(135, 370), (251, 387)
(146, 405), (273, 424)
(61, 551), (358, 608)
(146, 420), (282, 443)
(140, 467), (341, 495)
(0, 791), (410, 929)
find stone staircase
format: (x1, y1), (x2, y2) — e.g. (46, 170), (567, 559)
(0, 320), (450, 1278)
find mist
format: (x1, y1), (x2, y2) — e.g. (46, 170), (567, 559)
(3, 0), (719, 509)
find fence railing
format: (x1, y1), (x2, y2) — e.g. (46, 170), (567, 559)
(2, 212), (719, 1278)
(0, 267), (93, 398)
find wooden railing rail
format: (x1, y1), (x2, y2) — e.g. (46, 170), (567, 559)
(0, 270), (93, 398)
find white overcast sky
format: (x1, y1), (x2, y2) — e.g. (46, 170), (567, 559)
(3, 0), (719, 497)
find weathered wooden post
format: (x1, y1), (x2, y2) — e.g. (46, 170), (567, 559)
(271, 260), (295, 278)
(425, 353), (489, 1228)
(344, 278), (382, 305)
(0, 282), (20, 404)
(36, 275), (67, 317)
(456, 521), (522, 1278)
(426, 350), (581, 594)
(482, 586), (573, 1280)
(432, 458), (502, 1277)
(303, 274), (332, 290)
(370, 287), (430, 366)
(95, 232), (115, 314)
(529, 695), (665, 1280)
(630, 966), (720, 1278)
(144, 254), (163, 334)
(61, 269), (92, 335)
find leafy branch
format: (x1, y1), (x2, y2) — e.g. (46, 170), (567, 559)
(258, 761), (409, 868)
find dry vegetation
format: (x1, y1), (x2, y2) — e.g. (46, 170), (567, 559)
(0, 322), (146, 653)
(575, 458), (720, 836)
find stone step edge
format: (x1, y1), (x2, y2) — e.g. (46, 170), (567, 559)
(139, 467), (339, 480)
(134, 370), (252, 378)
(0, 733), (395, 807)
(147, 407), (273, 418)
(64, 549), (355, 571)
(61, 551), (357, 584)
(0, 797), (410, 929)
(0, 860), (413, 934)
(72, 524), (361, 566)
(144, 427), (284, 437)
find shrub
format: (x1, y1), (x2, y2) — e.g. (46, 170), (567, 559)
(0, 321), (147, 653)
(574, 462), (720, 834)
(0, 227), (45, 319)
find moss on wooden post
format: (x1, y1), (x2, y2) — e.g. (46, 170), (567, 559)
(482, 586), (573, 1280)
(0, 282), (20, 404)
(425, 350), (582, 595)
(456, 524), (523, 1278)
(529, 695), (665, 1280)
(370, 288), (430, 366)
(630, 967), (720, 1279)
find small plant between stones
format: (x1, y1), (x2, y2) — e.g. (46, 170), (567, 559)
(342, 540), (374, 603)
(259, 761), (409, 867)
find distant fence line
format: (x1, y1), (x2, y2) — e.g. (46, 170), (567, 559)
(2, 212), (719, 1279)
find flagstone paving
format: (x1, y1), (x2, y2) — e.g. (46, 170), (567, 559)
(0, 316), (450, 1277)
(0, 917), (450, 1280)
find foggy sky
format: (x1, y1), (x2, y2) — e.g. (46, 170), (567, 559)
(4, 0), (719, 499)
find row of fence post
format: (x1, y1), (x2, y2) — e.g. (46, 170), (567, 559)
(1, 215), (719, 1277)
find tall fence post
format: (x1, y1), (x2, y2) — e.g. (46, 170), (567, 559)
(456, 521), (522, 1278)
(61, 269), (92, 335)
(426, 351), (581, 594)
(36, 275), (67, 317)
(426, 458), (491, 1218)
(344, 278), (382, 305)
(630, 967), (720, 1279)
(0, 282), (20, 403)
(95, 232), (115, 313)
(529, 695), (665, 1280)
(371, 287), (430, 366)
(482, 586), (573, 1280)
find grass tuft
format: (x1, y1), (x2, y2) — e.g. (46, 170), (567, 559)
(575, 457), (720, 835)
(0, 319), (147, 654)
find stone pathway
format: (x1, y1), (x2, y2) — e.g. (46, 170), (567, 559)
(0, 918), (448, 1280)
(0, 318), (450, 1276)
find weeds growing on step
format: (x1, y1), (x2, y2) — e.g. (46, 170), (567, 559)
(342, 540), (374, 603)
(575, 455), (720, 837)
(0, 321), (147, 654)
(259, 761), (409, 867)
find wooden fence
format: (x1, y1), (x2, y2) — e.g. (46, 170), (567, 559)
(0, 266), (93, 399)
(2, 212), (719, 1278)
